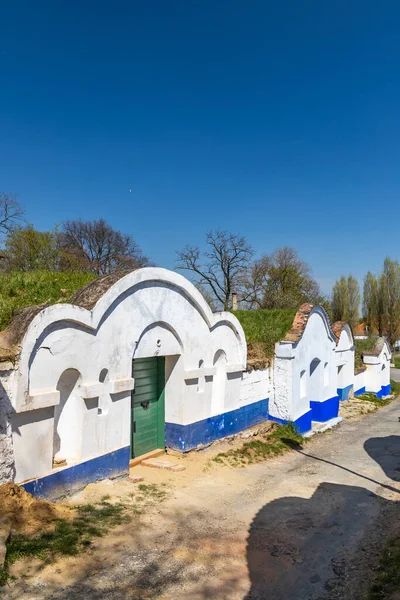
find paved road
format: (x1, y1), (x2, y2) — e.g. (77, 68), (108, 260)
(391, 367), (400, 382)
(8, 401), (400, 600)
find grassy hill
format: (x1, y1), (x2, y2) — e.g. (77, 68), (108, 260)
(233, 309), (297, 366)
(0, 271), (97, 331)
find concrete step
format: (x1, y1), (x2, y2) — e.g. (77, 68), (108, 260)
(141, 458), (185, 472)
(304, 416), (343, 438)
(129, 448), (165, 467)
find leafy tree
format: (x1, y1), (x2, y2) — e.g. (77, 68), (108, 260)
(243, 247), (320, 309)
(362, 259), (400, 342)
(59, 218), (150, 275)
(332, 276), (349, 322)
(2, 226), (60, 271)
(176, 230), (254, 310)
(332, 275), (360, 327)
(347, 275), (360, 327)
(381, 257), (400, 346)
(363, 272), (378, 330)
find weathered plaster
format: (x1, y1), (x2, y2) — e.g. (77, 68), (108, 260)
(0, 363), (16, 484)
(272, 306), (339, 431)
(4, 268), (247, 483)
(334, 323), (355, 400)
(363, 338), (392, 396)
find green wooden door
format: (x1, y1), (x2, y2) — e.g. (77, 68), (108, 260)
(131, 357), (165, 458)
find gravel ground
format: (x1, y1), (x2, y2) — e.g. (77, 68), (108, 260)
(4, 398), (400, 600)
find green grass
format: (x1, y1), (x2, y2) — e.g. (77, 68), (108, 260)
(393, 357), (400, 369)
(356, 379), (399, 406)
(233, 309), (297, 360)
(355, 337), (378, 369)
(0, 484), (169, 588)
(356, 392), (390, 407)
(212, 423), (304, 467)
(390, 379), (400, 396)
(370, 536), (400, 599)
(0, 500), (126, 587)
(0, 271), (97, 330)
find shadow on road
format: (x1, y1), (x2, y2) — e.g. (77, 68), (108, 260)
(245, 435), (400, 600)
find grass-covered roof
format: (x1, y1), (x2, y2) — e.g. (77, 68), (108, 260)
(0, 271), (97, 331)
(0, 273), (302, 369)
(354, 337), (379, 369)
(233, 309), (298, 368)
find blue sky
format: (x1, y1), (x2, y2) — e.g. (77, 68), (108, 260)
(1, 1), (399, 294)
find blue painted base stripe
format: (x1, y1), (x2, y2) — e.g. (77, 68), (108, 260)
(375, 385), (391, 398)
(166, 398), (268, 452)
(337, 384), (353, 401)
(21, 446), (130, 500)
(269, 409), (313, 435)
(354, 386), (366, 396)
(310, 395), (339, 422)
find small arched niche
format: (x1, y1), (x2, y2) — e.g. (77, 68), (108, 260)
(53, 369), (84, 465)
(211, 350), (227, 416)
(309, 358), (322, 401)
(197, 360), (205, 394)
(324, 362), (329, 386)
(300, 369), (306, 399)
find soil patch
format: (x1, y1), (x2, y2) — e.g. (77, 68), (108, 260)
(0, 483), (72, 536)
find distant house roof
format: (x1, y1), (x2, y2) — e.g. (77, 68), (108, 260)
(353, 322), (370, 336)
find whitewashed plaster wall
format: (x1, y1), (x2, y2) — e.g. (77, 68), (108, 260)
(354, 369), (366, 394)
(0, 363), (16, 484)
(5, 268), (246, 483)
(363, 340), (392, 395)
(271, 308), (337, 425)
(239, 368), (272, 408)
(335, 325), (355, 395)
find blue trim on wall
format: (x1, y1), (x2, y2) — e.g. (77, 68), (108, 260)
(354, 386), (366, 396)
(21, 446), (130, 500)
(165, 398), (268, 452)
(376, 384), (391, 398)
(269, 408), (313, 435)
(310, 395), (340, 422)
(337, 384), (353, 401)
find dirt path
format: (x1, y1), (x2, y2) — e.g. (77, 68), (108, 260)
(5, 401), (400, 600)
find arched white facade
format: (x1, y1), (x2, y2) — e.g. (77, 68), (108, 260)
(0, 279), (393, 498)
(271, 305), (339, 433)
(363, 338), (392, 397)
(333, 322), (355, 401)
(1, 268), (254, 492)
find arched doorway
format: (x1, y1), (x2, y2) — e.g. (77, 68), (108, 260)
(131, 357), (165, 458)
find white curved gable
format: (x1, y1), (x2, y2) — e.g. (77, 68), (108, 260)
(14, 267), (247, 412)
(336, 325), (354, 352)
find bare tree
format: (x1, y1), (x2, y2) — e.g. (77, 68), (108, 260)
(0, 193), (25, 237)
(242, 247), (320, 309)
(59, 218), (150, 275)
(176, 230), (254, 310)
